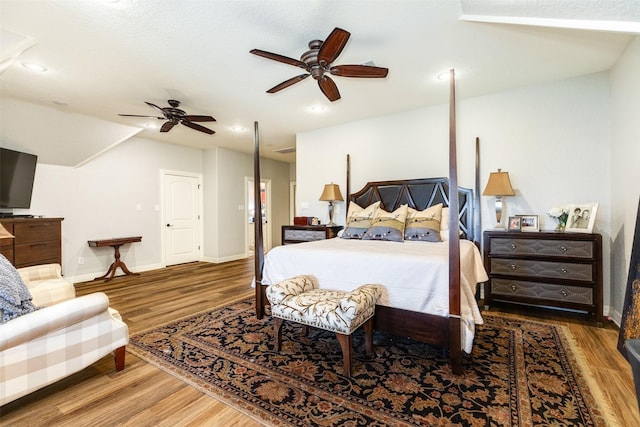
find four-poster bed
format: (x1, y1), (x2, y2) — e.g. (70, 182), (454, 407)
(253, 70), (485, 374)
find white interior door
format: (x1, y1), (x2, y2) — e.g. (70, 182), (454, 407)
(163, 171), (202, 266)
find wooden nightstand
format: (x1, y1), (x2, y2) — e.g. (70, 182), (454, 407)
(281, 225), (343, 245)
(483, 230), (603, 325)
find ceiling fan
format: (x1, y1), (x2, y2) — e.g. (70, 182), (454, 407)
(250, 27), (389, 102)
(119, 100), (216, 134)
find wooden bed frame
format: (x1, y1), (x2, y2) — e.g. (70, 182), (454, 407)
(253, 70), (479, 374)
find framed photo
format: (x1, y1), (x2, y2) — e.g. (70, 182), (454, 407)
(565, 203), (599, 233)
(508, 216), (521, 231)
(518, 215), (539, 232)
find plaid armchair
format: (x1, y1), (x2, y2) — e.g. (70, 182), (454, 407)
(0, 263), (128, 406)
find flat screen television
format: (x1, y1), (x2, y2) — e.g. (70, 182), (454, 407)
(0, 147), (38, 209)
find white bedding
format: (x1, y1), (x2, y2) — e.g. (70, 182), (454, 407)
(261, 238), (488, 353)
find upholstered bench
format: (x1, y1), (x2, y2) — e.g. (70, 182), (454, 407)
(266, 275), (381, 377)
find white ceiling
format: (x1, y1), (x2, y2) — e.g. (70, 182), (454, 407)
(0, 0), (638, 166)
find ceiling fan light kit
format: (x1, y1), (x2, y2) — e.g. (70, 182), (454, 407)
(251, 27), (389, 102)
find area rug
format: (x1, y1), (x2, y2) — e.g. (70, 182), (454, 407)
(128, 297), (617, 426)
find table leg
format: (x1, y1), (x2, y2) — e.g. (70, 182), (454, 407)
(94, 244), (140, 282)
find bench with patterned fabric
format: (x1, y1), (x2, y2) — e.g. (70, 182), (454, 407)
(265, 275), (381, 377)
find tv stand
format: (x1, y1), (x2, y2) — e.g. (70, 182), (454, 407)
(0, 213), (36, 218)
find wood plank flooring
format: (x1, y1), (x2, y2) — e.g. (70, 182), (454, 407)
(1, 258), (639, 426)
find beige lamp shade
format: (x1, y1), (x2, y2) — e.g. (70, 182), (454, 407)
(0, 222), (14, 239)
(319, 183), (344, 202)
(482, 169), (515, 196)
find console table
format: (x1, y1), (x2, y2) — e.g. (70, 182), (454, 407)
(88, 236), (142, 282)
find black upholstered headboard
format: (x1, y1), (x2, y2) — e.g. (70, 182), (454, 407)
(348, 177), (476, 243)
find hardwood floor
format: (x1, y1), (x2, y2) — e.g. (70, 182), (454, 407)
(1, 258), (639, 426)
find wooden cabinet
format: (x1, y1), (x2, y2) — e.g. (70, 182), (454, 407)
(483, 230), (603, 325)
(0, 217), (63, 268)
(282, 225), (343, 245)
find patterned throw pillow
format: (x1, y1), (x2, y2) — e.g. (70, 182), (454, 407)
(341, 201), (381, 239)
(404, 203), (443, 242)
(362, 204), (408, 242)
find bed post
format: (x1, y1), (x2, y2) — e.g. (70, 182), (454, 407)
(474, 137), (481, 246)
(346, 154), (351, 212)
(448, 69), (463, 374)
(254, 121), (265, 319)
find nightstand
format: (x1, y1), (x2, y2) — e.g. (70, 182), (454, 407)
(281, 225), (343, 245)
(483, 230), (603, 325)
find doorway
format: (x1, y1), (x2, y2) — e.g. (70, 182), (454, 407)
(246, 177), (272, 256)
(162, 170), (203, 266)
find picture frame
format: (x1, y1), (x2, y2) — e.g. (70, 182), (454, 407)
(518, 214), (539, 232)
(508, 216), (521, 231)
(565, 203), (599, 233)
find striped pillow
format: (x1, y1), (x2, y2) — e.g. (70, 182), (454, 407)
(404, 204), (442, 242)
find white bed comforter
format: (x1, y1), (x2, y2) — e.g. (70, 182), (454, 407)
(261, 238), (488, 353)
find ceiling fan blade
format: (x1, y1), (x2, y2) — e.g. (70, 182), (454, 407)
(318, 27), (350, 65)
(330, 64), (389, 78)
(183, 115), (216, 122)
(160, 121), (177, 133)
(250, 49), (308, 70)
(119, 114), (165, 119)
(145, 101), (169, 116)
(182, 121), (215, 135)
(318, 76), (341, 102)
(266, 73), (310, 93)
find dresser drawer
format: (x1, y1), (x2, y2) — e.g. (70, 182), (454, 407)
(490, 258), (593, 281)
(14, 221), (61, 245)
(283, 229), (326, 241)
(14, 241), (60, 267)
(491, 278), (593, 305)
(490, 238), (594, 259)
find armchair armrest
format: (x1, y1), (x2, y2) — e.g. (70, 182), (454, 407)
(266, 275), (318, 305)
(337, 284), (382, 321)
(17, 263), (62, 284)
(0, 292), (110, 351)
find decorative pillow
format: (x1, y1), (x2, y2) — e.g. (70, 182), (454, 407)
(404, 203), (443, 242)
(0, 254), (39, 324)
(341, 201), (380, 239)
(440, 207), (463, 241)
(362, 204), (408, 242)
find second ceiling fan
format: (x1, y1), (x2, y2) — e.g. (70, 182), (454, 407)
(250, 27), (389, 102)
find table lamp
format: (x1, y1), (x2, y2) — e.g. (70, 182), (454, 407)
(319, 183), (344, 226)
(482, 169), (515, 228)
(0, 223), (14, 239)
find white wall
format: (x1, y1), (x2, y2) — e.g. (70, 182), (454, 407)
(202, 146), (291, 262)
(610, 35), (640, 322)
(297, 72), (615, 313)
(26, 136), (203, 282)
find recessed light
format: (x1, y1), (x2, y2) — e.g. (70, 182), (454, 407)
(308, 104), (327, 113)
(22, 62), (48, 72)
(231, 126), (246, 133)
(436, 70), (461, 81)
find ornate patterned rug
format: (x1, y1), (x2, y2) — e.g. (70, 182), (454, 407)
(128, 297), (617, 426)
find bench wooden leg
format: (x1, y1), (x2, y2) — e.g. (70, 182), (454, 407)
(273, 317), (284, 351)
(364, 317), (374, 356)
(114, 346), (126, 371)
(336, 333), (352, 378)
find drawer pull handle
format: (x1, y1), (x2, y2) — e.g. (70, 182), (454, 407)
(560, 290), (568, 297)
(510, 244), (516, 249)
(510, 264), (517, 270)
(560, 246), (567, 252)
(560, 268), (568, 274)
(510, 284), (517, 292)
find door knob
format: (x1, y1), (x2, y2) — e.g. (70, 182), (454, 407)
(166, 223), (173, 227)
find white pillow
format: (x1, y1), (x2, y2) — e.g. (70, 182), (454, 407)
(440, 207), (462, 241)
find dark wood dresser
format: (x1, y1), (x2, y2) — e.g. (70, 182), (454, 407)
(483, 230), (603, 325)
(0, 217), (63, 268)
(282, 225), (343, 245)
